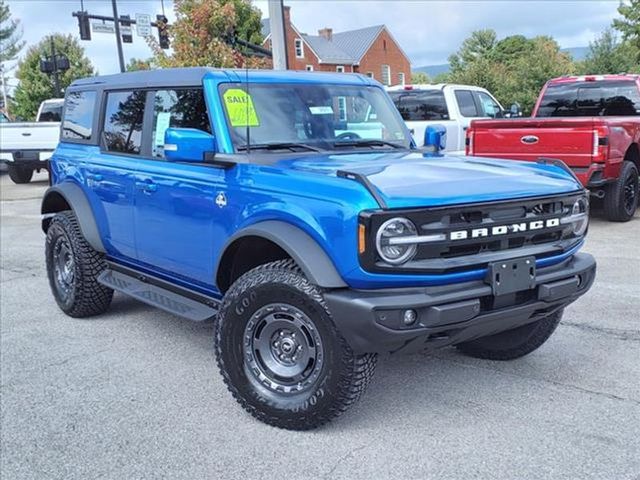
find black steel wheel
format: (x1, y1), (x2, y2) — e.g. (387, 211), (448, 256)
(243, 303), (324, 395)
(604, 161), (639, 222)
(215, 259), (377, 430)
(45, 211), (113, 317)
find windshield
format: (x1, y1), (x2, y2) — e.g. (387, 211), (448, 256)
(537, 80), (640, 117)
(219, 83), (411, 151)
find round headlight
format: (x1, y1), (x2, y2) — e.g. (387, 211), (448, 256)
(376, 217), (418, 265)
(571, 197), (589, 236)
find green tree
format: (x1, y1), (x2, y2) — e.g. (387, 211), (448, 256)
(577, 29), (640, 74)
(11, 34), (94, 120)
(150, 0), (268, 68)
(126, 57), (153, 71)
(614, 0), (640, 61)
(0, 0), (24, 65)
(411, 71), (430, 84)
(448, 31), (575, 114)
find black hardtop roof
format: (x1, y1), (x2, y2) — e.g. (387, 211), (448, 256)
(68, 67), (216, 90)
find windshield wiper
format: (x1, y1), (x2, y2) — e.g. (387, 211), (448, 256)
(237, 142), (322, 152)
(332, 139), (406, 150)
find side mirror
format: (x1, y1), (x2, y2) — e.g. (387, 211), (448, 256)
(509, 103), (522, 117)
(164, 128), (216, 163)
(423, 124), (447, 155)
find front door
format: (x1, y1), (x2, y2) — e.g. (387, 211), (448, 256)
(132, 88), (226, 291)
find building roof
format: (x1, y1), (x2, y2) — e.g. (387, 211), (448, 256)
(331, 25), (385, 63)
(302, 35), (354, 64)
(260, 18), (270, 38)
(261, 16), (394, 65)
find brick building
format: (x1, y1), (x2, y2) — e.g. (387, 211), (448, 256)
(261, 6), (411, 86)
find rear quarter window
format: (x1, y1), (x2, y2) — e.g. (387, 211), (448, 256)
(62, 91), (97, 141)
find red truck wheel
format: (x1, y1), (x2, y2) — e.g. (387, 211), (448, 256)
(604, 161), (639, 222)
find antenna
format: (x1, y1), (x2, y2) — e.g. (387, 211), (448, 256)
(245, 57), (251, 153)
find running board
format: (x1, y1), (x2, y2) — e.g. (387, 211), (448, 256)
(98, 269), (219, 322)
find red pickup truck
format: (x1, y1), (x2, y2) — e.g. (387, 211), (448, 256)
(466, 74), (640, 221)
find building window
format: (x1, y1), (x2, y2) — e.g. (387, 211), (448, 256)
(305, 65), (314, 71)
(381, 65), (391, 86)
(366, 72), (374, 78)
(383, 39), (387, 51)
(398, 72), (405, 86)
(336, 65), (345, 73)
(295, 38), (304, 58)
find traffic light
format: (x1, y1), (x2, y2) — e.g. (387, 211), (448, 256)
(121, 15), (132, 44)
(77, 11), (91, 41)
(157, 14), (170, 49)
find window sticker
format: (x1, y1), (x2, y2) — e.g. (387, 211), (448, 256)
(309, 106), (333, 115)
(154, 111), (172, 146)
(223, 89), (260, 127)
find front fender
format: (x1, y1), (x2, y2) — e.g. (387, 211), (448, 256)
(41, 182), (105, 253)
(216, 220), (347, 289)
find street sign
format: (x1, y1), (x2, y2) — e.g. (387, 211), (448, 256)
(135, 13), (152, 37)
(92, 22), (115, 34)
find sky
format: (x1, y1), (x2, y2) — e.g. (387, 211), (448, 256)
(3, 0), (623, 90)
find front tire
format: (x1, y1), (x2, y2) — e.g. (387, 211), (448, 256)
(7, 164), (33, 184)
(45, 211), (113, 317)
(215, 259), (377, 430)
(604, 161), (639, 222)
(456, 309), (563, 360)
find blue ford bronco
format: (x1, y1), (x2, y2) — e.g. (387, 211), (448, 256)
(43, 68), (596, 430)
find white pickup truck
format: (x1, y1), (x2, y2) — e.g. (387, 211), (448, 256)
(386, 84), (514, 154)
(0, 99), (63, 183)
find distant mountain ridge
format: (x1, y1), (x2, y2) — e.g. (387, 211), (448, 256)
(414, 46), (590, 78)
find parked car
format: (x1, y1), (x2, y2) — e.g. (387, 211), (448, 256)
(42, 68), (595, 430)
(0, 98), (63, 184)
(466, 74), (640, 221)
(387, 84), (510, 153)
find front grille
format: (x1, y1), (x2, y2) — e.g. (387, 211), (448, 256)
(359, 192), (585, 275)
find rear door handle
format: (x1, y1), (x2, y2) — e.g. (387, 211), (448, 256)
(135, 180), (158, 193)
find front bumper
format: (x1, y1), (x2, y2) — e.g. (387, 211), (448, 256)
(324, 252), (596, 354)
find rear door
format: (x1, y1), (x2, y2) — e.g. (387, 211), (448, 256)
(388, 89), (457, 150)
(132, 88), (226, 289)
(83, 89), (144, 260)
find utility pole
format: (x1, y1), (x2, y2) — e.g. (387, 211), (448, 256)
(111, 0), (126, 73)
(49, 37), (61, 98)
(268, 0), (288, 70)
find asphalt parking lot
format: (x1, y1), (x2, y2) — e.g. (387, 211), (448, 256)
(1, 171), (639, 480)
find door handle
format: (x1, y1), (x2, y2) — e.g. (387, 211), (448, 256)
(135, 180), (158, 193)
(86, 173), (103, 181)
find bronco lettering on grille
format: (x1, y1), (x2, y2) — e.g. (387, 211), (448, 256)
(449, 218), (560, 241)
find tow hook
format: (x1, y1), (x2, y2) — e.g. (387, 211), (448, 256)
(590, 189), (605, 199)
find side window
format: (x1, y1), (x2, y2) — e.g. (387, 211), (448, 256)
(62, 91), (97, 141)
(475, 91), (501, 118)
(151, 89), (211, 158)
(103, 90), (146, 154)
(389, 90), (449, 121)
(455, 90), (479, 117)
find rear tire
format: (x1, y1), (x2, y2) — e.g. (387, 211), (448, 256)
(215, 259), (377, 430)
(456, 309), (563, 360)
(604, 161), (639, 222)
(45, 211), (113, 317)
(7, 164), (33, 184)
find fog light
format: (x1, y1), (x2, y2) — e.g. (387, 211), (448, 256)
(403, 309), (417, 325)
